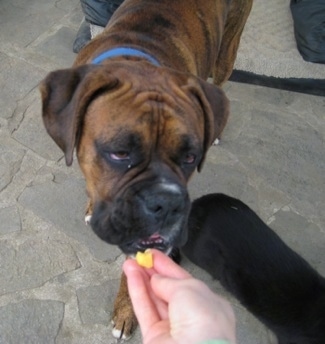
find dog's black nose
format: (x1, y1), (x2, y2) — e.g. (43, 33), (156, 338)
(139, 183), (185, 222)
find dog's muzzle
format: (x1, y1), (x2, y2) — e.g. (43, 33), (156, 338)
(90, 180), (190, 254)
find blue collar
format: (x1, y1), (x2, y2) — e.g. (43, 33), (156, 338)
(91, 47), (160, 66)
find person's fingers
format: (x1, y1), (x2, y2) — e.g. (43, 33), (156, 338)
(127, 250), (190, 279)
(124, 259), (169, 319)
(147, 289), (169, 320)
(123, 259), (162, 335)
(151, 274), (234, 318)
(149, 274), (199, 303)
(151, 274), (234, 321)
(149, 249), (192, 279)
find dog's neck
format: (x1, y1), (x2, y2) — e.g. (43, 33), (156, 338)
(92, 47), (160, 66)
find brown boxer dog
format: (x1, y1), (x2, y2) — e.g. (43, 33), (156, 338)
(40, 0), (252, 339)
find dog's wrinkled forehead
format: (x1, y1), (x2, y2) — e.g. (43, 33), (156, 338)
(82, 88), (204, 169)
(83, 82), (204, 134)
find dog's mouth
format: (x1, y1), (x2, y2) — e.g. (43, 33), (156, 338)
(123, 233), (171, 254)
(138, 233), (168, 250)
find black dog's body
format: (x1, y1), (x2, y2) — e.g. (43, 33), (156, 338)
(182, 193), (325, 344)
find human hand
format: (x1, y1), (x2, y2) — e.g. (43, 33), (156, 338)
(123, 249), (236, 344)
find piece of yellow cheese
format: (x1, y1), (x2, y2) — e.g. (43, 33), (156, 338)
(136, 250), (153, 268)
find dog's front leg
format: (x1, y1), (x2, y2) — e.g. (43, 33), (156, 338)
(112, 271), (138, 340)
(84, 199), (93, 225)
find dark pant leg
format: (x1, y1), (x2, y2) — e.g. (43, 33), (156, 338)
(80, 0), (124, 26)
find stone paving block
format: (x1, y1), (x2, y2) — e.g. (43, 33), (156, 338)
(223, 105), (325, 226)
(0, 299), (64, 344)
(55, 0), (80, 12)
(68, 6), (84, 28)
(287, 93), (325, 134)
(0, 52), (45, 120)
(0, 239), (80, 295)
(225, 81), (295, 108)
(12, 94), (64, 162)
(0, 150), (46, 209)
(189, 160), (259, 211)
(0, 144), (25, 193)
(35, 26), (77, 68)
(0, 0), (78, 47)
(18, 175), (121, 262)
(77, 279), (120, 326)
(0, 206), (21, 234)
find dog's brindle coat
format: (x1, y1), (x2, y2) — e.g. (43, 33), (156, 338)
(183, 194), (325, 344)
(40, 0), (252, 338)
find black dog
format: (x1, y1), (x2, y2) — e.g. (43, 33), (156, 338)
(182, 193), (325, 344)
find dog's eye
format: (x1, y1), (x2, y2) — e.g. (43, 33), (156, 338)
(109, 151), (130, 161)
(183, 153), (196, 164)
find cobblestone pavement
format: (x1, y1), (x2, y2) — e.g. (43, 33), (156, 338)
(0, 1), (324, 343)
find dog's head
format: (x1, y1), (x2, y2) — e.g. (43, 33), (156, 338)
(40, 61), (229, 254)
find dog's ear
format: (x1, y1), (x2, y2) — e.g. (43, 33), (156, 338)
(40, 65), (119, 166)
(184, 78), (229, 172)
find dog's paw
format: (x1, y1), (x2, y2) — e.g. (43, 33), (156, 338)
(213, 138), (220, 145)
(111, 325), (132, 341)
(111, 301), (138, 340)
(85, 199), (93, 225)
(111, 325), (129, 341)
(84, 214), (92, 225)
